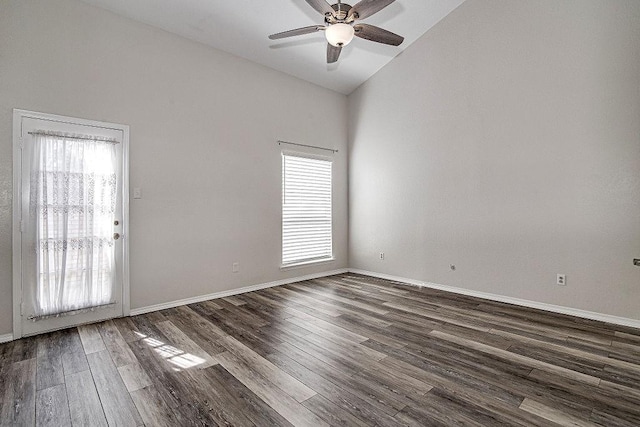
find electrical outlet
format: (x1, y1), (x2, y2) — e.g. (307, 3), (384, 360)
(232, 262), (239, 273)
(557, 274), (566, 286)
(379, 252), (384, 260)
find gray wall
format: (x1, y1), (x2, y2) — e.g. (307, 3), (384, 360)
(348, 0), (640, 320)
(0, 0), (348, 335)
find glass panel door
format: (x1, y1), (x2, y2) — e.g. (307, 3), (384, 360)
(20, 115), (126, 336)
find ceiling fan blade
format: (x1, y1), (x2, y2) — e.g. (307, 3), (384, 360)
(269, 25), (324, 40)
(354, 23), (404, 46)
(348, 0), (395, 20)
(327, 43), (342, 63)
(305, 0), (335, 17)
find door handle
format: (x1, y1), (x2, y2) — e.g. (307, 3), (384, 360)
(113, 233), (121, 240)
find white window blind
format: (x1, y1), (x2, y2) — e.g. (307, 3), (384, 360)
(282, 153), (333, 266)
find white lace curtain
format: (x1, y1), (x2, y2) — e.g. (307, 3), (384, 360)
(27, 132), (117, 317)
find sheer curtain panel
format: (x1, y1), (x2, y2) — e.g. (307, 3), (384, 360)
(26, 132), (117, 318)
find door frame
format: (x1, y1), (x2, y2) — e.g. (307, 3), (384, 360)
(12, 109), (131, 339)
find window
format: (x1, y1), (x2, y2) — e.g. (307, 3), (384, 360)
(282, 152), (333, 266)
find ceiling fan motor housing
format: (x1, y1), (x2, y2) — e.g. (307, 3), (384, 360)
(325, 3), (354, 24)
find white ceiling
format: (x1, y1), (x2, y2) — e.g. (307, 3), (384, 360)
(80, 0), (466, 94)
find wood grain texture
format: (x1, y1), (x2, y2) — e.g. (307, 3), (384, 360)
(0, 358), (36, 426)
(1, 273), (639, 426)
(77, 324), (106, 354)
(87, 350), (143, 426)
(64, 369), (108, 427)
(98, 320), (138, 367)
(130, 386), (176, 427)
(59, 329), (89, 376)
(203, 364), (293, 427)
(216, 350), (328, 427)
(154, 320), (219, 369)
(8, 337), (37, 364)
(35, 384), (70, 427)
(118, 362), (153, 393)
(35, 332), (64, 391)
(520, 397), (600, 427)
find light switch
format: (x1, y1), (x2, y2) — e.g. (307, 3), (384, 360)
(133, 187), (142, 199)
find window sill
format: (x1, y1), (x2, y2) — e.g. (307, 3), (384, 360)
(280, 257), (335, 271)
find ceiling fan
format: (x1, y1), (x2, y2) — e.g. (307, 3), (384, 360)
(268, 0), (404, 63)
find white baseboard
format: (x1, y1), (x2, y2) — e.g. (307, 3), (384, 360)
(130, 268), (349, 316)
(349, 269), (640, 329)
(6, 266), (635, 343)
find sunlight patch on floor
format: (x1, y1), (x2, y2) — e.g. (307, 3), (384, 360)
(141, 335), (206, 371)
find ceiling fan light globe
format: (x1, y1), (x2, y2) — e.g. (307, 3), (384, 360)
(325, 23), (355, 47)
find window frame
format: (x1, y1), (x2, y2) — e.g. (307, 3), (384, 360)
(280, 150), (334, 269)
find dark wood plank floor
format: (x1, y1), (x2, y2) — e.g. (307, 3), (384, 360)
(1, 273), (640, 426)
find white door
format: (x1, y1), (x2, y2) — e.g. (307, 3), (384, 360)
(15, 111), (129, 337)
